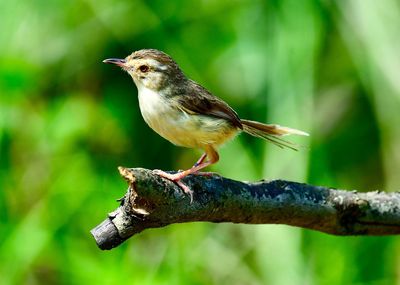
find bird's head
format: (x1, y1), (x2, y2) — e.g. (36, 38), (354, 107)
(103, 49), (185, 91)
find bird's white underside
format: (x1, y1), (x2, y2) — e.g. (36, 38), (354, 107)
(136, 83), (238, 149)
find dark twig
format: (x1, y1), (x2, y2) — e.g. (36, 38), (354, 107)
(91, 167), (400, 250)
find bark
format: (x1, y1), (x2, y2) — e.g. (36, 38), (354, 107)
(91, 167), (400, 250)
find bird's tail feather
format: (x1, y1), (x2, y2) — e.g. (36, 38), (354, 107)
(240, 119), (309, 151)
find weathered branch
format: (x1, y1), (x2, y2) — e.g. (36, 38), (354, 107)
(91, 167), (400, 250)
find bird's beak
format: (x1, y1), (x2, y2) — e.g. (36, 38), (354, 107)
(103, 58), (127, 67)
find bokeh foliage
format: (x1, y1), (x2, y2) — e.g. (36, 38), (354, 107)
(1, 0), (400, 284)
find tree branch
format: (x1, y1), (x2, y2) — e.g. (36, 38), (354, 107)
(91, 167), (400, 250)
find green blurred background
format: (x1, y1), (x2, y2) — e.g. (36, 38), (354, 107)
(1, 0), (400, 284)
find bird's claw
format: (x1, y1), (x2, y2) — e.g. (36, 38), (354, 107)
(175, 180), (194, 203)
(152, 169), (193, 203)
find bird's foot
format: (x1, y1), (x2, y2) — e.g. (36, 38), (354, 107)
(153, 169), (194, 203)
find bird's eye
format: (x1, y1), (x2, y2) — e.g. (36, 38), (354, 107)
(139, 65), (149, 73)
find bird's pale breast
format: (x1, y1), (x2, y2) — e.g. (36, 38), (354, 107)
(137, 86), (238, 149)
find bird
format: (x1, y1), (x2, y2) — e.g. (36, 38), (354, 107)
(103, 49), (308, 201)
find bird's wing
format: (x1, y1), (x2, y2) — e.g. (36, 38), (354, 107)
(176, 81), (243, 129)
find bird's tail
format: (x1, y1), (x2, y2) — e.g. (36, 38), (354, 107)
(241, 119), (309, 151)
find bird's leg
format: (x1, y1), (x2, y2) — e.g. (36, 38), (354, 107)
(193, 153), (207, 167)
(176, 153), (206, 172)
(190, 153), (214, 176)
(153, 146), (219, 202)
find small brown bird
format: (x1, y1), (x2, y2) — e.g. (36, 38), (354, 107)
(104, 49), (308, 201)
